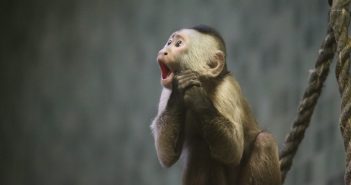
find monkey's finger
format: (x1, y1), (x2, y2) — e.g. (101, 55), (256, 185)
(177, 71), (199, 80)
(190, 80), (201, 87)
(177, 74), (198, 84)
(178, 76), (201, 88)
(180, 69), (193, 74)
(174, 76), (181, 87)
(179, 70), (198, 77)
(179, 80), (201, 90)
(177, 70), (195, 76)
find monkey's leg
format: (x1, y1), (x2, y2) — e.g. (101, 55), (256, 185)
(238, 132), (281, 185)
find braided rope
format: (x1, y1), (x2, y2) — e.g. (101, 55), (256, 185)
(329, 0), (351, 184)
(279, 25), (336, 183)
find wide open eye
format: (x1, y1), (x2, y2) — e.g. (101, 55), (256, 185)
(175, 40), (182, 47)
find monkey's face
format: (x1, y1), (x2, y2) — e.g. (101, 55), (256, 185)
(157, 29), (225, 89)
(157, 30), (190, 89)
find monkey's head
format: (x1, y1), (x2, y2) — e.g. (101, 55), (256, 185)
(157, 25), (227, 89)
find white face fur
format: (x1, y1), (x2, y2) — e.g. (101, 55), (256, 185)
(156, 29), (220, 89)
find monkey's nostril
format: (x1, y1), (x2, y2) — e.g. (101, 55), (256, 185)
(164, 52), (168, 56)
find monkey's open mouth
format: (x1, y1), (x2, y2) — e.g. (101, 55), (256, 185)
(159, 62), (172, 79)
(158, 60), (174, 89)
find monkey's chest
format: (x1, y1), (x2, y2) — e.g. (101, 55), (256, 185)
(184, 111), (204, 139)
(182, 112), (238, 185)
(183, 112), (210, 159)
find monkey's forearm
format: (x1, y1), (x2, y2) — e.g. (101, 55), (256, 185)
(152, 102), (185, 168)
(201, 109), (244, 165)
(187, 93), (244, 166)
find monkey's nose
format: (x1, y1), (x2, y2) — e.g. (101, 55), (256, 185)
(158, 49), (168, 56)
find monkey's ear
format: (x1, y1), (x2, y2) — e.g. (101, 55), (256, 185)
(207, 51), (225, 77)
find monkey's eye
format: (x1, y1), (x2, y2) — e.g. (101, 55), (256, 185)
(167, 40), (172, 46)
(175, 40), (182, 47)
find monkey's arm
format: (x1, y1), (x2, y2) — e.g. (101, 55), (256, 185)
(184, 86), (244, 166)
(151, 88), (185, 168)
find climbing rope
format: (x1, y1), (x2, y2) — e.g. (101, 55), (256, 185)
(279, 24), (336, 183)
(329, 0), (351, 184)
(280, 0), (351, 183)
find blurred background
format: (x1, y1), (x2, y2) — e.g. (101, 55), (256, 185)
(0, 0), (346, 185)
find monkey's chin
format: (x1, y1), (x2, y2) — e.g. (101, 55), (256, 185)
(161, 72), (174, 89)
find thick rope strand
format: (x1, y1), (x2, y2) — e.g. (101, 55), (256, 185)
(279, 25), (336, 183)
(330, 0), (351, 184)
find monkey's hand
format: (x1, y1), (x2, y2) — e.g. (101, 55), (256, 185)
(166, 74), (187, 109)
(175, 70), (214, 114)
(174, 70), (201, 92)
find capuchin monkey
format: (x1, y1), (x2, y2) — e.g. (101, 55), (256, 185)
(151, 25), (281, 185)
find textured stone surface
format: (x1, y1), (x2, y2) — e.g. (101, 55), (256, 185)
(0, 0), (345, 185)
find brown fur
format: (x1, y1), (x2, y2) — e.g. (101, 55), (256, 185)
(151, 25), (281, 185)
